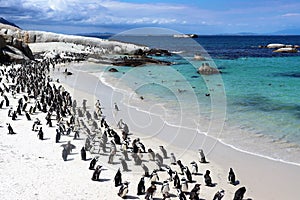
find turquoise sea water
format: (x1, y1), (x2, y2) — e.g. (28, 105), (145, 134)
(82, 35), (300, 164)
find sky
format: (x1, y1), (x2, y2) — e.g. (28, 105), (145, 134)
(1, 0), (300, 34)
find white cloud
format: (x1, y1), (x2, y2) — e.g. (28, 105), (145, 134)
(282, 13), (300, 17)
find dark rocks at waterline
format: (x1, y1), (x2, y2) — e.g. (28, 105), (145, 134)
(112, 56), (172, 67)
(108, 68), (119, 72)
(134, 48), (172, 57)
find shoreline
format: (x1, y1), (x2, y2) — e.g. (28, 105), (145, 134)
(69, 61), (300, 167)
(53, 61), (300, 199)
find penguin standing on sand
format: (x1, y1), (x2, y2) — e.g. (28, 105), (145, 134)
(213, 189), (225, 200)
(228, 168), (236, 185)
(233, 187), (246, 200)
(25, 112), (31, 120)
(91, 165), (102, 181)
(37, 127), (44, 140)
(189, 184), (201, 200)
(137, 177), (145, 195)
(89, 157), (97, 170)
(62, 147), (68, 161)
(184, 166), (192, 182)
(7, 123), (15, 134)
(159, 146), (168, 159)
(55, 129), (60, 143)
(81, 147), (86, 161)
(204, 170), (213, 186)
(161, 180), (170, 198)
(118, 182), (129, 198)
(114, 169), (122, 187)
(170, 153), (176, 165)
(173, 171), (180, 189)
(198, 149), (207, 163)
(181, 177), (188, 193)
(191, 161), (198, 175)
(177, 188), (187, 200)
(114, 102), (120, 111)
(150, 170), (159, 183)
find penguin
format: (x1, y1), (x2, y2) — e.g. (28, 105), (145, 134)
(37, 127), (44, 140)
(166, 166), (173, 181)
(120, 158), (129, 172)
(181, 177), (188, 193)
(148, 148), (155, 161)
(137, 177), (145, 195)
(156, 153), (163, 165)
(81, 147), (86, 161)
(114, 169), (122, 187)
(150, 170), (159, 183)
(228, 168), (236, 185)
(177, 160), (185, 175)
(91, 165), (102, 181)
(145, 183), (156, 200)
(25, 112), (31, 120)
(159, 145), (168, 159)
(204, 170), (213, 186)
(184, 166), (193, 182)
(89, 157), (97, 170)
(173, 171), (180, 189)
(161, 180), (170, 197)
(22, 103), (27, 111)
(177, 188), (187, 200)
(155, 159), (162, 171)
(118, 182), (129, 198)
(191, 161), (198, 175)
(62, 147), (68, 161)
(114, 102), (120, 111)
(55, 129), (60, 143)
(7, 123), (15, 134)
(170, 153), (176, 165)
(233, 187), (246, 200)
(0, 100), (4, 109)
(198, 149), (207, 163)
(213, 189), (225, 200)
(189, 184), (201, 200)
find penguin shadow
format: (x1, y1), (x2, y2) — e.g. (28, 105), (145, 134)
(231, 180), (240, 186)
(199, 161), (210, 164)
(206, 183), (217, 187)
(57, 141), (67, 143)
(66, 158), (74, 161)
(169, 193), (177, 198)
(123, 195), (139, 199)
(193, 173), (203, 176)
(42, 138), (51, 140)
(189, 180), (197, 183)
(85, 158), (93, 161)
(98, 178), (111, 182)
(73, 138), (85, 140)
(69, 152), (78, 155)
(110, 161), (121, 165)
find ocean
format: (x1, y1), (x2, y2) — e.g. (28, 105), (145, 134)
(83, 35), (300, 164)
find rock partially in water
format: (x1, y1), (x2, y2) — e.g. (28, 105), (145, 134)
(108, 68), (119, 72)
(197, 63), (220, 75)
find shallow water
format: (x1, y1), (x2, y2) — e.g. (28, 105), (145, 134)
(74, 35), (300, 164)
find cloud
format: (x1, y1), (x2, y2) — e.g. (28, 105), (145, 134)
(282, 13), (300, 17)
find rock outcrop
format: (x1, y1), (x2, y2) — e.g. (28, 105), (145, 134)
(273, 47), (298, 53)
(197, 63), (220, 75)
